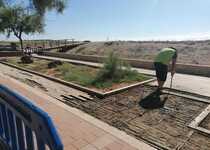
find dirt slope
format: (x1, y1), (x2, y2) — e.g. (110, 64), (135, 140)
(66, 41), (210, 65)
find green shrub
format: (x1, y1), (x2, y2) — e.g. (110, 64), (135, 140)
(91, 52), (149, 88)
(92, 52), (122, 82)
(56, 63), (95, 86)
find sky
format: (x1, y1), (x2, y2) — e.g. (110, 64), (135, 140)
(1, 0), (210, 41)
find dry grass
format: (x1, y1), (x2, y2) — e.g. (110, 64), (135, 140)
(67, 41), (210, 65)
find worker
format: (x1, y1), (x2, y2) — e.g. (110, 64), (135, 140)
(154, 47), (177, 94)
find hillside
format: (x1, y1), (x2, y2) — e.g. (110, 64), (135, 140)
(66, 40), (210, 65)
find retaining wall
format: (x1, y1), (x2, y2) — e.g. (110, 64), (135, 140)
(41, 52), (210, 77)
(0, 51), (22, 57)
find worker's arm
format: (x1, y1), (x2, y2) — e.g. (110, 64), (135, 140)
(171, 58), (176, 76)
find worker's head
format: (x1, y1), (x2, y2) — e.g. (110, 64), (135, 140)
(169, 47), (178, 59)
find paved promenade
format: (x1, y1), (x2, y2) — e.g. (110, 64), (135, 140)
(0, 73), (155, 150)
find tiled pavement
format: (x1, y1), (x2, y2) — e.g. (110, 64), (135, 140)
(0, 74), (155, 150)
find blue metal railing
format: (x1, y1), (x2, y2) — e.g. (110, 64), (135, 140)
(0, 85), (63, 150)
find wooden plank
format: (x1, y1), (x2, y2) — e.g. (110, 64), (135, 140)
(163, 90), (210, 104)
(189, 105), (210, 128)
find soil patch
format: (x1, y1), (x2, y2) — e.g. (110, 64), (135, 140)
(59, 85), (209, 149)
(180, 132), (210, 150)
(200, 113), (210, 130)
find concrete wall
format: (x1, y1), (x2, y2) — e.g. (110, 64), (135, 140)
(0, 51), (22, 57)
(42, 52), (210, 77)
(0, 48), (14, 51)
(0, 43), (17, 51)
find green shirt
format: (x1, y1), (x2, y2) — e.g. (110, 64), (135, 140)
(155, 48), (176, 65)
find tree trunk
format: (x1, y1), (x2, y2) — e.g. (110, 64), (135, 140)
(19, 37), (23, 51)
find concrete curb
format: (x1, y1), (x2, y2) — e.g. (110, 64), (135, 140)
(0, 51), (22, 57)
(41, 52), (210, 77)
(163, 90), (210, 104)
(188, 104), (210, 136)
(147, 85), (210, 102)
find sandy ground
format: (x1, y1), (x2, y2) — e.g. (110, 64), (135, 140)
(66, 41), (210, 65)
